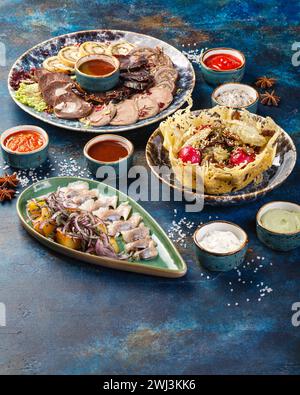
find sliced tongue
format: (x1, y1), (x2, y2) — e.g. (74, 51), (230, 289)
(134, 95), (159, 120)
(85, 103), (116, 126)
(42, 81), (73, 106)
(38, 71), (72, 91)
(110, 99), (138, 125)
(54, 92), (92, 119)
(33, 68), (49, 82)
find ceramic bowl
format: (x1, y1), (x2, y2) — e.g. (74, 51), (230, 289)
(256, 201), (300, 251)
(200, 48), (245, 86)
(193, 221), (248, 272)
(75, 54), (120, 92)
(211, 82), (259, 113)
(84, 134), (134, 178)
(0, 125), (49, 169)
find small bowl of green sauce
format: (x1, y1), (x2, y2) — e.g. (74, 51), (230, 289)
(256, 201), (300, 251)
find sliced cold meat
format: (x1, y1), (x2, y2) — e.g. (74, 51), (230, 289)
(105, 85), (133, 102)
(133, 240), (158, 260)
(33, 68), (49, 82)
(85, 103), (116, 126)
(153, 47), (173, 68)
(121, 69), (152, 82)
(54, 92), (92, 119)
(154, 66), (178, 84)
(38, 71), (72, 91)
(123, 80), (149, 90)
(134, 95), (159, 120)
(93, 194), (118, 210)
(155, 79), (176, 94)
(110, 99), (139, 126)
(42, 81), (73, 106)
(118, 54), (148, 71)
(107, 213), (142, 237)
(121, 223), (150, 243)
(129, 47), (157, 62)
(128, 46), (172, 70)
(125, 237), (152, 253)
(93, 202), (132, 222)
(146, 86), (173, 112)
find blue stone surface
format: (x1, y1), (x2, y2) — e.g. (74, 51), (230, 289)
(0, 0), (300, 374)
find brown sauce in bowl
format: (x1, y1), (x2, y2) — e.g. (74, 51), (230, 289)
(79, 59), (116, 76)
(88, 140), (129, 162)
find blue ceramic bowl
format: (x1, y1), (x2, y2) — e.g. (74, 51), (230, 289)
(200, 48), (245, 86)
(256, 201), (300, 251)
(211, 82), (259, 113)
(84, 134), (134, 178)
(75, 54), (120, 92)
(0, 125), (49, 169)
(193, 221), (248, 272)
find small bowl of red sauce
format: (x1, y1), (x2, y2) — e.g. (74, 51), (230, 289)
(0, 125), (49, 169)
(75, 54), (120, 92)
(200, 48), (245, 86)
(83, 134), (134, 177)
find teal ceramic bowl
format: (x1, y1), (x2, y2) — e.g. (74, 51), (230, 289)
(0, 125), (49, 169)
(193, 221), (248, 272)
(84, 134), (134, 178)
(211, 82), (259, 113)
(75, 54), (120, 92)
(200, 48), (245, 86)
(256, 201), (300, 251)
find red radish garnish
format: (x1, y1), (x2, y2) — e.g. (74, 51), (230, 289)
(229, 148), (255, 166)
(196, 124), (210, 130)
(178, 145), (201, 164)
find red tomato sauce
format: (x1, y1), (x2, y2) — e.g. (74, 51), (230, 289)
(204, 53), (243, 71)
(4, 130), (44, 153)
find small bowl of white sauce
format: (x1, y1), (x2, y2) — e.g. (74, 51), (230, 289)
(193, 220), (248, 271)
(211, 82), (259, 113)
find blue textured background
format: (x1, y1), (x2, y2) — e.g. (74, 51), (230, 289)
(0, 0), (299, 374)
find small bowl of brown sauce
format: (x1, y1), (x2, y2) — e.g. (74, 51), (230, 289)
(83, 134), (134, 177)
(75, 54), (120, 92)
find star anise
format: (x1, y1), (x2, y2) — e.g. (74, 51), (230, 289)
(0, 172), (19, 188)
(260, 90), (280, 106)
(0, 188), (16, 202)
(255, 76), (277, 89)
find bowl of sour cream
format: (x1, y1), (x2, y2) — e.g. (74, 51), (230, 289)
(256, 201), (300, 251)
(211, 82), (259, 113)
(193, 221), (248, 271)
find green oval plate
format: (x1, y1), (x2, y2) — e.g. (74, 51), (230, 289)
(17, 176), (187, 278)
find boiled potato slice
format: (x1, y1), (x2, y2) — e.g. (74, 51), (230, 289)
(33, 207), (56, 237)
(27, 200), (46, 219)
(34, 221), (56, 238)
(109, 237), (119, 253)
(55, 228), (81, 250)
